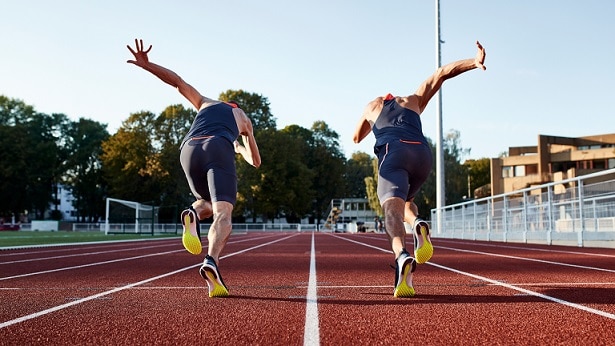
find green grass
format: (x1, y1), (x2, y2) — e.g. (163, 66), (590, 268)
(0, 231), (178, 247)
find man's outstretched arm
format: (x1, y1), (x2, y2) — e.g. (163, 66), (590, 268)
(413, 41), (486, 114)
(127, 38), (206, 110)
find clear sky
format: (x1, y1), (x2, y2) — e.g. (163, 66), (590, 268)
(1, 1), (613, 160)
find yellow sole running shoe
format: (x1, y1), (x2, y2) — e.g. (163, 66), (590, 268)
(413, 219), (433, 264)
(181, 208), (202, 255)
(200, 256), (229, 298)
(393, 250), (416, 298)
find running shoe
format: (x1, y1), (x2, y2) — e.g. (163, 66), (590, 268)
(199, 255), (229, 298)
(413, 219), (433, 264)
(393, 249), (416, 298)
(181, 207), (202, 255)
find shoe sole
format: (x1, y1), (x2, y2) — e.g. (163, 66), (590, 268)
(393, 257), (416, 298)
(414, 221), (433, 264)
(181, 210), (202, 255)
(200, 265), (229, 298)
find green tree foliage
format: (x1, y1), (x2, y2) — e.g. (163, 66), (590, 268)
(345, 151), (373, 198)
(101, 111), (164, 204)
(0, 96), (69, 220)
(443, 130), (472, 204)
(240, 127), (314, 223)
(152, 105), (195, 219)
(307, 121), (346, 224)
(2, 92), (491, 226)
(218, 89), (276, 131)
(464, 157), (491, 199)
(365, 157), (383, 217)
(64, 118), (109, 222)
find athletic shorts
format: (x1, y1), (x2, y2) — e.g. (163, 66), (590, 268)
(179, 136), (237, 205)
(375, 139), (433, 203)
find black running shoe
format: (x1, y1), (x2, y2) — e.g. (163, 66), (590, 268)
(393, 249), (416, 298)
(199, 255), (229, 298)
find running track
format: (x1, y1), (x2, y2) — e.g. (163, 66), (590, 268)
(1, 232), (615, 345)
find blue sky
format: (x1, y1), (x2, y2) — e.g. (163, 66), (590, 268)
(1, 1), (613, 160)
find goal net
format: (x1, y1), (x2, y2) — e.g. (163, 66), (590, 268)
(105, 198), (159, 234)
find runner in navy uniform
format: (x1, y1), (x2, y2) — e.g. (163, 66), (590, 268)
(353, 41), (486, 297)
(127, 39), (261, 297)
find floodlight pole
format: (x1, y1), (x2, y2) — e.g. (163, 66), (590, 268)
(435, 0), (445, 233)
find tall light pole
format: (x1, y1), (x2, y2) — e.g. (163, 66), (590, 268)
(435, 0), (445, 233)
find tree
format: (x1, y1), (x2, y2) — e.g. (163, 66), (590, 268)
(152, 105), (195, 219)
(64, 118), (109, 222)
(365, 157), (383, 218)
(240, 127), (314, 223)
(101, 111), (164, 204)
(215, 90), (279, 221)
(344, 151), (373, 198)
(307, 121), (346, 224)
(464, 158), (491, 199)
(218, 90), (276, 131)
(0, 96), (70, 220)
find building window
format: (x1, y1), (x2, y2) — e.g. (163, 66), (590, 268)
(502, 166), (513, 178)
(526, 164), (538, 175)
(514, 166), (526, 177)
(593, 160), (606, 169)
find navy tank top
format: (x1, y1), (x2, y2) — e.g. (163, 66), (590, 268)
(181, 102), (240, 148)
(372, 97), (426, 148)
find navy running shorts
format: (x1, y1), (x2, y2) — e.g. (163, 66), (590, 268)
(180, 136), (237, 205)
(375, 139), (432, 203)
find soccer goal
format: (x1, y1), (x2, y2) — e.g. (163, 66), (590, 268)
(104, 198), (159, 235)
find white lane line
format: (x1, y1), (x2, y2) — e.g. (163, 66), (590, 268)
(438, 246), (615, 273)
(331, 234), (615, 320)
(434, 239), (615, 258)
(303, 231), (320, 346)
(427, 261), (615, 320)
(0, 249), (182, 281)
(0, 235), (274, 281)
(0, 243), (176, 265)
(0, 234), (296, 329)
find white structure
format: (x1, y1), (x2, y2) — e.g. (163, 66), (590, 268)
(48, 184), (78, 221)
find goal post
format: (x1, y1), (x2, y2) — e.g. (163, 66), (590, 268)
(105, 198), (158, 235)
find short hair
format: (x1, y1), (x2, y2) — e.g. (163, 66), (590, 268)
(226, 100), (240, 108)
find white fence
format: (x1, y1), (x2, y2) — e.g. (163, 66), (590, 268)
(69, 222), (326, 234)
(431, 168), (615, 248)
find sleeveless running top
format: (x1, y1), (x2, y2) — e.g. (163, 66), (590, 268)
(372, 96), (426, 148)
(181, 102), (240, 148)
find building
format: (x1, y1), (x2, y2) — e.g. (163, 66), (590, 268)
(323, 198), (378, 231)
(48, 184), (78, 221)
(490, 133), (615, 195)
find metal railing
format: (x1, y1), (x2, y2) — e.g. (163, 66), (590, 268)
(431, 168), (615, 248)
(70, 223), (325, 235)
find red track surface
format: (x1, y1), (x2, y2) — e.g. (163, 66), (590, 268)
(1, 233), (615, 345)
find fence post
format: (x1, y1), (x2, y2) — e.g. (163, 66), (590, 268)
(577, 180), (585, 247)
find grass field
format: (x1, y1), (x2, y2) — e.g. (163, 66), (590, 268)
(0, 231), (177, 247)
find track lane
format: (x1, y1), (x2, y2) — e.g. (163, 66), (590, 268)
(317, 233), (615, 344)
(2, 232), (615, 345)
